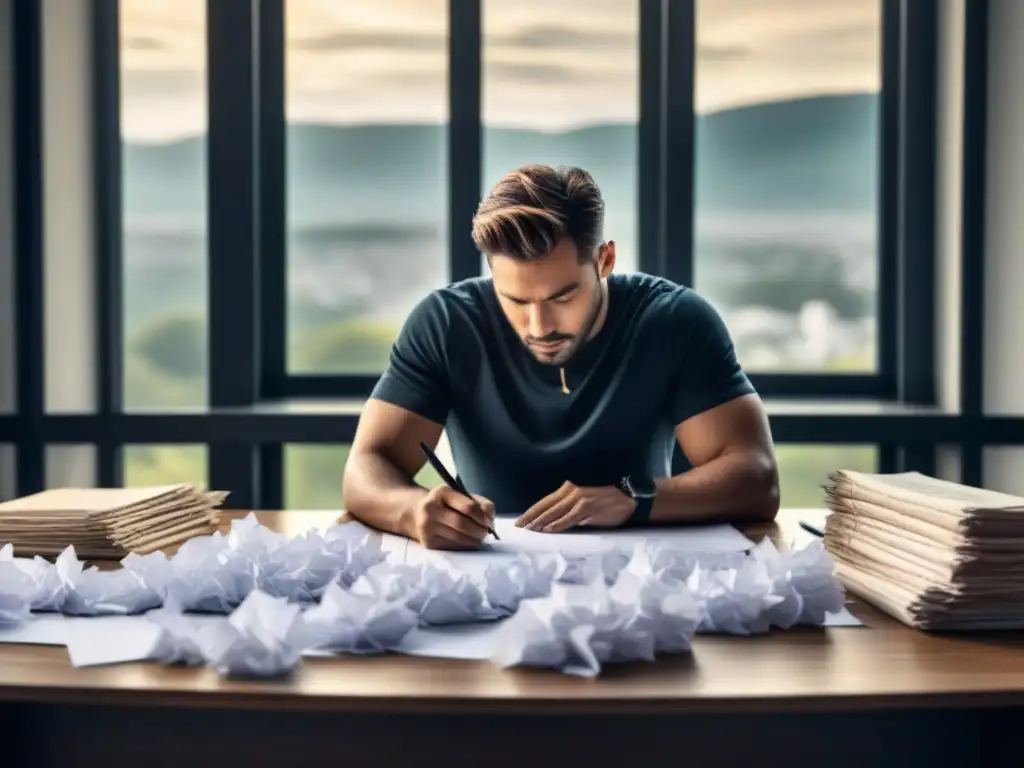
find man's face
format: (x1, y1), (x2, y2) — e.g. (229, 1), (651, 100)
(489, 237), (616, 366)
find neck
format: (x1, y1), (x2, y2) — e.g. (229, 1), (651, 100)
(585, 278), (610, 342)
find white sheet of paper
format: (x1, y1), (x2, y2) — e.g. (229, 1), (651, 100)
(823, 607), (864, 627)
(63, 615), (165, 667)
(396, 621), (505, 661)
(0, 614), (68, 646)
(405, 517), (754, 577)
(487, 517), (753, 554)
(380, 532), (412, 559)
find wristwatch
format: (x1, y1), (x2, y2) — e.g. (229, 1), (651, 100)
(616, 475), (657, 527)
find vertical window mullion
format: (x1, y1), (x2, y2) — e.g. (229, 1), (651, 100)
(448, 0), (482, 283)
(13, 0), (45, 495)
(207, 0), (261, 507)
(257, 0), (286, 508)
(662, 0), (695, 287)
(877, 0), (902, 397)
(898, 0), (938, 407)
(258, 0), (286, 399)
(638, 0), (664, 276)
(959, 0), (989, 487)
(93, 0), (123, 487)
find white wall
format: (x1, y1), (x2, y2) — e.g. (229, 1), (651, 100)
(42, 0), (96, 415)
(46, 445), (96, 489)
(0, 1), (98, 494)
(981, 0), (1024, 494)
(934, 0), (963, 416)
(933, 0), (965, 484)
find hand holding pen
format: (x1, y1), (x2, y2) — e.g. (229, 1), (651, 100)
(413, 441), (499, 550)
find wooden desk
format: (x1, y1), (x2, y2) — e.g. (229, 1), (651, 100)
(2, 510), (1022, 768)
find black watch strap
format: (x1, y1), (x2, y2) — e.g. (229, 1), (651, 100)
(626, 494), (654, 527)
(617, 475), (655, 527)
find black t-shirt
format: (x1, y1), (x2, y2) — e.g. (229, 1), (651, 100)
(370, 272), (755, 517)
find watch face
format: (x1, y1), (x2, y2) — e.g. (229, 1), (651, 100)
(627, 475), (657, 497)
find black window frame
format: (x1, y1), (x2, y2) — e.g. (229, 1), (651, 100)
(259, 0), (915, 402)
(4, 0), (1011, 510)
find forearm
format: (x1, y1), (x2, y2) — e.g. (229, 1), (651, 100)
(651, 449), (779, 524)
(342, 450), (428, 539)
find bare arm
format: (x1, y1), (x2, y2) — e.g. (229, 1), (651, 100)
(342, 399), (443, 539)
(652, 393), (780, 524)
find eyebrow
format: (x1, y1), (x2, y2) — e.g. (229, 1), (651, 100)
(500, 282), (580, 304)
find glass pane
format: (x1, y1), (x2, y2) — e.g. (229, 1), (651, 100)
(776, 444), (877, 507)
(694, 0), (881, 372)
(123, 445), (208, 488)
(286, 444), (443, 509)
(293, 441), (873, 511)
(285, 0), (449, 374)
(120, 1), (208, 408)
(481, 0), (639, 273)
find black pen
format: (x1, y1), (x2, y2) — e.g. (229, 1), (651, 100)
(799, 519), (825, 538)
(419, 441), (499, 539)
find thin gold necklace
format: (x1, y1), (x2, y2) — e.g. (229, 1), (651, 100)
(555, 276), (606, 397)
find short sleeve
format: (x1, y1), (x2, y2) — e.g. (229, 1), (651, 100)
(665, 290), (756, 426)
(370, 292), (452, 425)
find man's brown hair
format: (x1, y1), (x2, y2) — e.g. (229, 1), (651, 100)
(472, 164), (605, 262)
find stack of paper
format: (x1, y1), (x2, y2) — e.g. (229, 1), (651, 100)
(823, 470), (1024, 630)
(0, 485), (226, 559)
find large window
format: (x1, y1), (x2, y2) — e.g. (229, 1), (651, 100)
(120, 0), (208, 409)
(284, 442), (875, 511)
(285, 0), (449, 376)
(285, 444), (443, 509)
(481, 0), (639, 273)
(694, 0), (882, 373)
(123, 445), (207, 488)
(16, 0), (992, 510)
(776, 445), (877, 507)
(119, 0), (208, 488)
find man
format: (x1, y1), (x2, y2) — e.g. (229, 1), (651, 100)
(343, 164), (779, 550)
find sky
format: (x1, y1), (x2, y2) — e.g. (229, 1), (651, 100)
(120, 0), (881, 142)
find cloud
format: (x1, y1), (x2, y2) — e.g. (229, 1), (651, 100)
(121, 68), (205, 103)
(124, 35), (168, 52)
(698, 43), (749, 62)
(291, 30), (444, 52)
(490, 25), (634, 50)
(485, 61), (582, 84)
(771, 20), (879, 53)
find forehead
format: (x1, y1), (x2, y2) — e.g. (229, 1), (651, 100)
(488, 238), (586, 299)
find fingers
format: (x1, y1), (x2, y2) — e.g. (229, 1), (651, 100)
(441, 505), (490, 539)
(472, 494), (497, 528)
(431, 519), (484, 550)
(433, 486), (494, 529)
(516, 481), (573, 528)
(420, 486), (491, 545)
(419, 507), (488, 550)
(541, 499), (589, 533)
(526, 487), (582, 531)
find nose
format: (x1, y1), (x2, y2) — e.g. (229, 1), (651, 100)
(527, 303), (554, 340)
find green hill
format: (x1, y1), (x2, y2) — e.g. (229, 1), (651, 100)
(122, 92), (878, 226)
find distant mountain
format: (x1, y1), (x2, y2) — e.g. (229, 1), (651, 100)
(695, 93), (878, 212)
(122, 92), (878, 226)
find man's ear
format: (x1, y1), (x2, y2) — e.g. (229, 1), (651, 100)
(598, 240), (616, 278)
